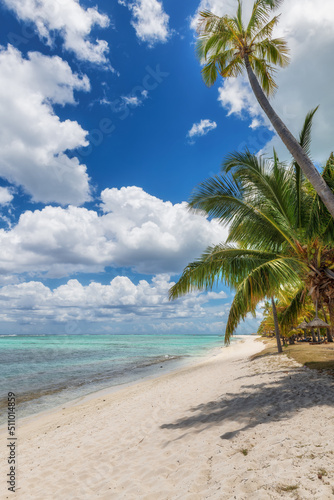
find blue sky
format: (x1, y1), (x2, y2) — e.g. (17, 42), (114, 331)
(0, 0), (332, 335)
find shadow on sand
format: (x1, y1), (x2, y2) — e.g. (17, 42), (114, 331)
(160, 361), (334, 440)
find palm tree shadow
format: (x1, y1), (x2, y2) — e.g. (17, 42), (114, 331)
(160, 368), (334, 440)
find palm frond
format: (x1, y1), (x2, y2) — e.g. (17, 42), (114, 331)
(189, 171), (299, 252)
(255, 38), (290, 67)
(278, 286), (306, 334)
(249, 15), (279, 43)
(197, 11), (222, 36)
(298, 107), (318, 157)
(169, 245), (284, 300)
(222, 150), (297, 231)
(200, 58), (219, 86)
(247, 0), (271, 36)
(250, 55), (277, 96)
(224, 256), (304, 343)
(291, 107), (318, 229)
(306, 154), (334, 241)
(234, 0), (244, 33)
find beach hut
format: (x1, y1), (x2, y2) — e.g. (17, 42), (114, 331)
(306, 317), (329, 343)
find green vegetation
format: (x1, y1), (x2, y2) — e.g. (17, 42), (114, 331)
(252, 338), (334, 374)
(170, 112), (334, 347)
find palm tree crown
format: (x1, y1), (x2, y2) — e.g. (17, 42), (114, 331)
(197, 0), (289, 96)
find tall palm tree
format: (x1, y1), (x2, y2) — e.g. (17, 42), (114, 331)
(169, 149), (334, 345)
(196, 0), (334, 218)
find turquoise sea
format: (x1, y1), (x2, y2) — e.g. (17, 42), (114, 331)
(0, 333), (231, 424)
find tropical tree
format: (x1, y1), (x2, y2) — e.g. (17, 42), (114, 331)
(196, 0), (334, 217)
(169, 153), (304, 349)
(169, 144), (334, 347)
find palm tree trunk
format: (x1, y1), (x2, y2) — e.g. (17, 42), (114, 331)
(271, 296), (282, 353)
(311, 328), (317, 343)
(244, 55), (334, 218)
(327, 301), (334, 342)
(321, 304), (333, 342)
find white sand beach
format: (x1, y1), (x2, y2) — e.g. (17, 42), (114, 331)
(1, 335), (334, 499)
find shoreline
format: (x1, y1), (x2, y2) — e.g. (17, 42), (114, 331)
(0, 334), (248, 431)
(2, 335), (334, 499)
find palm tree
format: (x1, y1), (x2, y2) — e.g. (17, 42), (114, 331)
(169, 149), (334, 346)
(196, 0), (334, 218)
(169, 153), (305, 347)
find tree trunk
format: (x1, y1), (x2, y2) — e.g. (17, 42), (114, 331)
(311, 328), (317, 343)
(271, 296), (282, 353)
(321, 304), (333, 342)
(244, 55), (334, 218)
(327, 301), (334, 342)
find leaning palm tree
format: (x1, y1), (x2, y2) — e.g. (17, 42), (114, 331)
(169, 149), (334, 346)
(196, 0), (334, 217)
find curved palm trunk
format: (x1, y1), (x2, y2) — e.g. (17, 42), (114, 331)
(244, 55), (334, 218)
(271, 296), (282, 353)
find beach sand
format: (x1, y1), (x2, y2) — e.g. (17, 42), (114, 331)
(1, 335), (334, 499)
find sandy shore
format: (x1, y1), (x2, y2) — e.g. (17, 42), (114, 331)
(1, 335), (334, 499)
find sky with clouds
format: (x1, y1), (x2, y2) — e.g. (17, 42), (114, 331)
(0, 0), (332, 336)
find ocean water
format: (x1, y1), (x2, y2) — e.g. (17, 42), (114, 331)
(0, 333), (230, 423)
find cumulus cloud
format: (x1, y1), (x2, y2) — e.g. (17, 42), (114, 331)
(0, 45), (91, 205)
(99, 186), (227, 273)
(0, 187), (13, 205)
(121, 0), (170, 45)
(192, 0), (334, 162)
(0, 186), (227, 278)
(0, 275), (216, 326)
(2, 0), (110, 64)
(187, 119), (217, 142)
(217, 78), (268, 130)
(0, 275), (262, 335)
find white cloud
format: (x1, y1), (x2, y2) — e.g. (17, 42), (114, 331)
(121, 0), (170, 45)
(99, 186), (227, 274)
(207, 291), (227, 300)
(187, 119), (217, 142)
(0, 186), (227, 278)
(0, 187), (13, 205)
(0, 275), (217, 326)
(193, 0), (334, 162)
(121, 89), (148, 107)
(217, 78), (268, 129)
(2, 0), (110, 64)
(0, 45), (91, 205)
